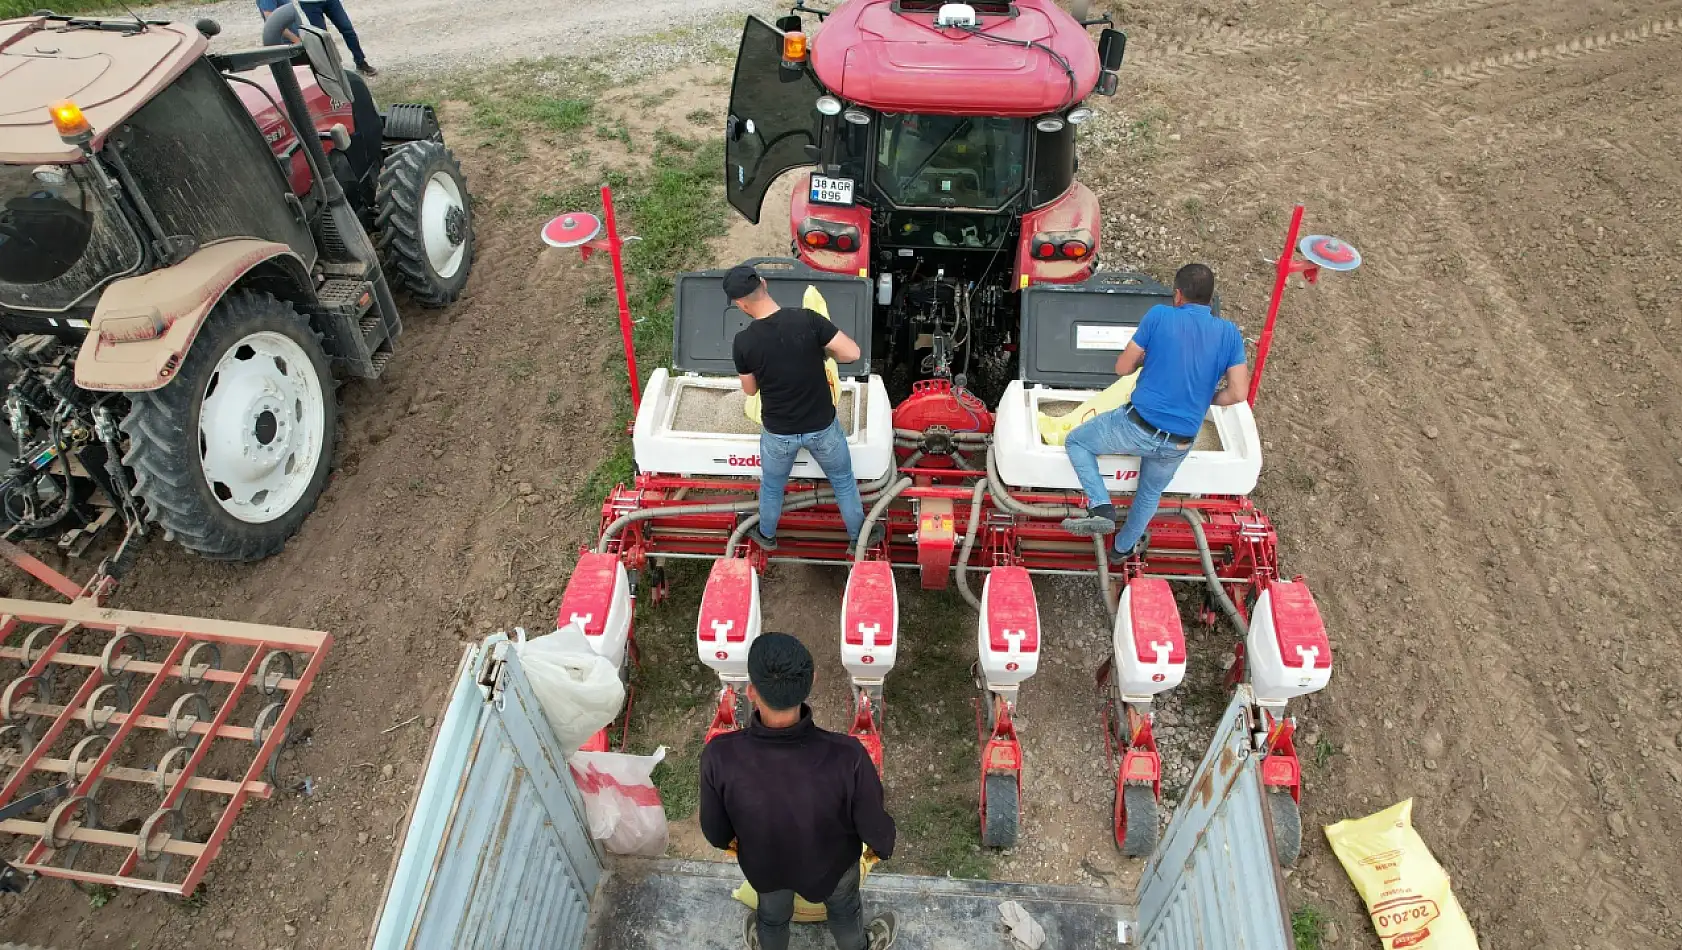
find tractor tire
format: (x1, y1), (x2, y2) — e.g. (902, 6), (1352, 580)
(1267, 788), (1302, 868)
(981, 773), (1019, 849)
(1115, 783), (1158, 857)
(122, 292), (337, 562)
(376, 140), (473, 307)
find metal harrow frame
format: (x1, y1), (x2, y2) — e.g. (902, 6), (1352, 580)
(0, 549), (331, 896)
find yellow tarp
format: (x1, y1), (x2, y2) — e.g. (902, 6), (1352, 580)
(1324, 799), (1479, 950)
(744, 285), (842, 426)
(729, 848), (880, 923)
(1034, 373), (1139, 446)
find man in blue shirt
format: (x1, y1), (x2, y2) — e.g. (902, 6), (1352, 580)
(1061, 263), (1250, 564)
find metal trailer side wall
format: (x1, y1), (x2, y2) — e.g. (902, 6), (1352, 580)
(1135, 685), (1294, 950)
(368, 635), (604, 950)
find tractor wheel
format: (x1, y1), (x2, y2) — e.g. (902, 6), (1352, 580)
(1268, 788), (1302, 868)
(123, 292), (337, 562)
(377, 140), (474, 307)
(981, 773), (1019, 849)
(1115, 783), (1158, 857)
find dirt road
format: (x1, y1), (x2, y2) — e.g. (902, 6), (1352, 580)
(4, 1), (1681, 948)
(136, 0), (773, 75)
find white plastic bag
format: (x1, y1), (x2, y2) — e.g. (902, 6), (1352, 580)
(515, 624), (625, 753)
(568, 747), (669, 856)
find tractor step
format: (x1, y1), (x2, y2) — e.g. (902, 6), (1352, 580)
(317, 278), (399, 380)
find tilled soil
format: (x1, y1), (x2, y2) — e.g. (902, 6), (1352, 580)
(5, 1), (1682, 948)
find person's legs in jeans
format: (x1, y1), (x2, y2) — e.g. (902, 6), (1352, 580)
(803, 418), (866, 540)
(302, 0), (370, 68)
(757, 431), (801, 541)
(821, 861), (869, 950)
(753, 887), (796, 950)
(1063, 409), (1130, 514)
(1112, 434), (1191, 555)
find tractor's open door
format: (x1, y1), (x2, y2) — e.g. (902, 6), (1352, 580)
(1132, 684), (1293, 949)
(725, 16), (822, 224)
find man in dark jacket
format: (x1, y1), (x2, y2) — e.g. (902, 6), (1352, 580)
(700, 633), (898, 950)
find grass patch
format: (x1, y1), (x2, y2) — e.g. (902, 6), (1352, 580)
(884, 589), (997, 879)
(686, 108), (715, 126)
(521, 97), (595, 132)
(372, 59), (610, 162)
(1122, 105), (1172, 161)
(85, 884), (116, 909)
(626, 561), (716, 820)
(1291, 906), (1328, 950)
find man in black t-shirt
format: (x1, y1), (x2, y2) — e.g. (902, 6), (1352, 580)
(726, 264), (880, 550)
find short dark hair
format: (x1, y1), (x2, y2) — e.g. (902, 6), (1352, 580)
(1174, 263), (1215, 304)
(722, 264), (764, 302)
(747, 633), (813, 711)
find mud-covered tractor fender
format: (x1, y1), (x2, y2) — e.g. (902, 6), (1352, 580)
(75, 239), (315, 392)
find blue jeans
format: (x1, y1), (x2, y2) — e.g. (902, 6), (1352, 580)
(759, 418), (866, 541)
(301, 0), (370, 67)
(1065, 406), (1193, 553)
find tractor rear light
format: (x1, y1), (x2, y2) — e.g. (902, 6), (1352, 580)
(799, 217), (862, 255)
(815, 94), (842, 116)
(1031, 229), (1095, 261)
(48, 100), (91, 141)
(783, 31), (809, 63)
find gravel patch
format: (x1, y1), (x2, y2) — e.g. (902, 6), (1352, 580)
(670, 383), (861, 437)
(135, 0), (780, 78)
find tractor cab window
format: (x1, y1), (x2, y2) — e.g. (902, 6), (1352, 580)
(875, 115), (1026, 211)
(0, 162), (142, 311)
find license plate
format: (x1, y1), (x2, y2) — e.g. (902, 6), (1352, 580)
(810, 175), (855, 206)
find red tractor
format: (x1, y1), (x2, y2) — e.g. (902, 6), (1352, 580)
(559, 1), (1339, 863)
(725, 0), (1126, 399)
(0, 7), (473, 563)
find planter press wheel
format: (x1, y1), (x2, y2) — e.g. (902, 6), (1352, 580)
(1268, 788), (1302, 868)
(1114, 783), (1158, 857)
(981, 773), (1019, 849)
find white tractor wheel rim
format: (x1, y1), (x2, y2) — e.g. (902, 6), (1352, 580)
(421, 171), (467, 280)
(197, 331), (326, 525)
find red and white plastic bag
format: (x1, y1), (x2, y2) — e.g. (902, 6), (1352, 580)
(568, 747), (669, 857)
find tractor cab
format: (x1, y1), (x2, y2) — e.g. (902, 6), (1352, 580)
(722, 1), (1127, 399)
(0, 11), (474, 562)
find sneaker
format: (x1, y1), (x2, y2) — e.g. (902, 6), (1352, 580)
(1061, 503), (1117, 537)
(742, 909), (759, 950)
(356, 62), (379, 77)
(865, 522), (886, 548)
(866, 911), (899, 950)
(1109, 531), (1150, 566)
(748, 526), (779, 551)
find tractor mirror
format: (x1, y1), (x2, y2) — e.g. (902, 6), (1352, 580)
(298, 24), (352, 105)
(775, 13), (803, 32)
(1098, 28), (1127, 71)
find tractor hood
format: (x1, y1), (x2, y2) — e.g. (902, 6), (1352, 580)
(1018, 272), (1217, 388)
(811, 0), (1101, 116)
(671, 262), (873, 378)
(0, 17), (207, 164)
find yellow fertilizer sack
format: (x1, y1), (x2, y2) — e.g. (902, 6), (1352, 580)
(1035, 373), (1139, 446)
(730, 848), (880, 923)
(1324, 799), (1479, 950)
(745, 285), (841, 426)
